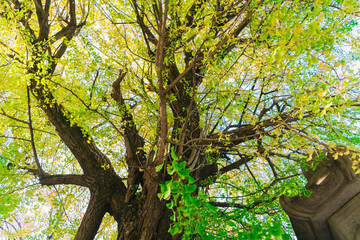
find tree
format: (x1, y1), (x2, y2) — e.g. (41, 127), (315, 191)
(0, 0), (359, 239)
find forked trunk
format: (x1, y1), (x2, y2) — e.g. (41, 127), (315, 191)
(75, 169), (180, 240)
(114, 189), (175, 240)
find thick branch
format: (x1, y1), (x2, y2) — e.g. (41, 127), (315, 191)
(28, 64), (124, 190)
(74, 194), (107, 240)
(50, 21), (86, 44)
(24, 1), (126, 190)
(187, 112), (305, 148)
(24, 166), (88, 187)
(164, 59), (199, 94)
(39, 174), (88, 187)
(111, 72), (146, 155)
(33, 0), (49, 41)
(27, 86), (44, 176)
(219, 155), (252, 175)
(111, 71), (146, 202)
(30, 81), (120, 178)
(51, 0), (83, 60)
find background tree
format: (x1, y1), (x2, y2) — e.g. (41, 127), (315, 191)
(0, 0), (359, 239)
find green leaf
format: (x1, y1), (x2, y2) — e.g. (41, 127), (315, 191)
(227, 220), (236, 227)
(185, 184), (197, 193)
(158, 182), (172, 200)
(166, 201), (174, 209)
(177, 168), (189, 179)
(282, 234), (291, 240)
(173, 161), (186, 171)
(191, 197), (202, 208)
(169, 225), (182, 236)
(163, 184), (172, 200)
(167, 165), (175, 175)
(155, 163), (163, 172)
(170, 146), (178, 161)
(184, 194), (192, 206)
(188, 176), (195, 183)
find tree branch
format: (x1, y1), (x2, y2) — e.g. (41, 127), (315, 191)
(111, 71), (146, 202)
(74, 194), (107, 240)
(52, 0), (83, 60)
(24, 1), (126, 189)
(186, 112), (306, 148)
(21, 166), (88, 188)
(205, 0), (254, 61)
(0, 108), (28, 124)
(0, 135), (30, 142)
(33, 0), (49, 41)
(132, 0), (158, 45)
(154, 0), (169, 165)
(27, 86), (45, 176)
(39, 174), (88, 187)
(219, 155), (252, 175)
(9, 0), (36, 38)
(29, 77), (121, 177)
(209, 196), (277, 210)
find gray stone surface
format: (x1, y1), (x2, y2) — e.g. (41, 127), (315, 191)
(328, 193), (360, 240)
(280, 149), (360, 240)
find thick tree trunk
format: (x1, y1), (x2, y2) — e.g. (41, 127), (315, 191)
(64, 166), (176, 240)
(115, 195), (174, 240)
(113, 169), (176, 240)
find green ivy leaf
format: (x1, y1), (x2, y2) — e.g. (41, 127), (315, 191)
(170, 146), (178, 161)
(155, 163), (163, 172)
(177, 168), (189, 179)
(185, 184), (196, 193)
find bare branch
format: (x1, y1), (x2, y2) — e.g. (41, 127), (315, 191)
(0, 135), (30, 142)
(11, 125), (56, 136)
(0, 108), (29, 124)
(89, 70), (100, 102)
(284, 123), (329, 148)
(219, 155), (252, 175)
(27, 86), (45, 176)
(209, 196), (277, 210)
(40, 174), (88, 187)
(0, 41), (22, 59)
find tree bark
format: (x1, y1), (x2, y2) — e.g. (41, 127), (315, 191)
(74, 194), (107, 240)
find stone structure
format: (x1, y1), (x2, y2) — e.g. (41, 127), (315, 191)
(280, 148), (360, 240)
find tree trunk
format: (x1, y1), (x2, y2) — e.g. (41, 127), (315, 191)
(114, 172), (175, 240)
(6, 1), (254, 239)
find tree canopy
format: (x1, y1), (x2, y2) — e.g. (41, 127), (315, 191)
(0, 0), (359, 239)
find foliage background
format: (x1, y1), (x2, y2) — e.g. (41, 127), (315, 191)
(0, 0), (359, 239)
